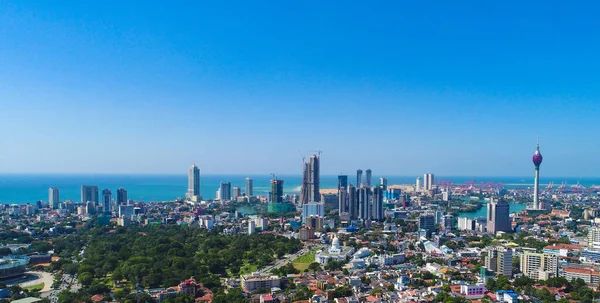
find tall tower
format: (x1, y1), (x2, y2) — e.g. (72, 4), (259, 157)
(81, 185), (98, 205)
(365, 169), (372, 187)
(187, 164), (201, 199)
(117, 188), (128, 205)
(48, 187), (60, 210)
(356, 169), (363, 187)
(102, 189), (112, 213)
(532, 140), (543, 210)
(245, 177), (253, 197)
(271, 179), (284, 204)
(337, 175), (348, 191)
(220, 182), (232, 201)
(309, 154), (320, 202)
(372, 186), (384, 221)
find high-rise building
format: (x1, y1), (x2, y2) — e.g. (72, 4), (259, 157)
(415, 177), (422, 192)
(532, 140), (543, 210)
(348, 184), (357, 219)
(356, 169), (363, 187)
(245, 177), (253, 197)
(520, 252), (558, 280)
(270, 179), (284, 204)
(186, 164), (201, 200)
(485, 247), (513, 277)
(372, 186), (384, 221)
(302, 202), (324, 223)
(338, 187), (347, 213)
(487, 198), (511, 233)
(419, 214), (436, 238)
(588, 226), (600, 249)
(48, 187), (60, 210)
(102, 189), (112, 213)
(379, 177), (388, 191)
(220, 182), (232, 201)
(116, 188), (128, 205)
(309, 155), (320, 202)
(441, 215), (454, 231)
(358, 186), (371, 221)
(365, 169), (372, 187)
(338, 175), (348, 191)
(248, 220), (256, 235)
(81, 185), (99, 205)
(233, 187), (241, 200)
(423, 174), (435, 191)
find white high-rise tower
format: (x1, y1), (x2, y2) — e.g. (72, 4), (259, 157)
(187, 164), (201, 200)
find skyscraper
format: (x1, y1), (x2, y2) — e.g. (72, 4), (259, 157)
(415, 177), (422, 192)
(358, 186), (371, 221)
(356, 169), (363, 187)
(419, 213), (436, 238)
(372, 186), (384, 221)
(337, 175), (348, 191)
(338, 187), (347, 213)
(365, 169), (372, 187)
(487, 198), (511, 233)
(220, 182), (232, 201)
(81, 185), (99, 205)
(379, 177), (388, 191)
(532, 140), (543, 210)
(233, 187), (241, 200)
(423, 174), (435, 191)
(187, 164), (201, 199)
(48, 187), (60, 210)
(270, 179), (284, 204)
(300, 154), (320, 203)
(102, 189), (112, 213)
(309, 154), (320, 202)
(116, 188), (128, 205)
(245, 177), (254, 197)
(348, 184), (357, 219)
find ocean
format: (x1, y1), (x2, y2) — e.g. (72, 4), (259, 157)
(0, 174), (599, 205)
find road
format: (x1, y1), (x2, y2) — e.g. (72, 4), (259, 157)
(41, 273), (76, 303)
(258, 244), (325, 274)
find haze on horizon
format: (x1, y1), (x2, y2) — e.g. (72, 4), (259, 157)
(1, 2), (599, 177)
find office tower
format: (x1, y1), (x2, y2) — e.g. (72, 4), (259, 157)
(248, 220), (256, 235)
(485, 247), (513, 277)
(520, 252), (558, 280)
(487, 198), (511, 233)
(423, 174), (435, 191)
(441, 215), (454, 231)
(86, 201), (96, 215)
(270, 179), (283, 204)
(102, 189), (112, 213)
(233, 187), (241, 200)
(532, 140), (543, 210)
(338, 175), (348, 191)
(48, 187), (60, 210)
(220, 182), (232, 201)
(309, 154), (320, 202)
(116, 188), (128, 205)
(186, 164), (201, 199)
(356, 169), (363, 187)
(416, 177), (422, 192)
(379, 177), (388, 191)
(358, 186), (371, 221)
(348, 184), (357, 219)
(365, 169), (372, 187)
(338, 187), (347, 213)
(372, 186), (384, 221)
(419, 214), (436, 238)
(81, 185), (99, 205)
(245, 177), (254, 197)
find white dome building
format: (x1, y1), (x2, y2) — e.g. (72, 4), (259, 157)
(315, 235), (355, 265)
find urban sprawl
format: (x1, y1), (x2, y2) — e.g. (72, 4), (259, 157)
(2, 143), (600, 303)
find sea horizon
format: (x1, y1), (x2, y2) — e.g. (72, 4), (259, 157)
(1, 174), (599, 205)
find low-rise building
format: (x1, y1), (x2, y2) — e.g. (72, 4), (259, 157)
(241, 273), (280, 292)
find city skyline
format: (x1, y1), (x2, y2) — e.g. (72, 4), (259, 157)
(1, 2), (600, 176)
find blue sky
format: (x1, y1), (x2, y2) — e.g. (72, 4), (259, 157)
(0, 1), (599, 176)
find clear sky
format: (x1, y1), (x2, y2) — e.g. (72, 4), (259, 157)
(1, 1), (599, 176)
